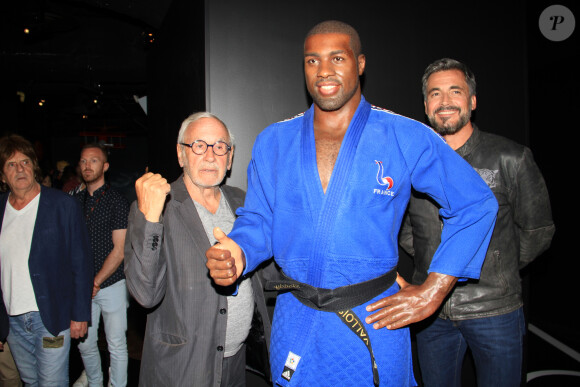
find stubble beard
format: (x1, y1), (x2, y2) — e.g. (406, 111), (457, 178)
(428, 103), (472, 136)
(82, 170), (102, 185)
(184, 165), (226, 190)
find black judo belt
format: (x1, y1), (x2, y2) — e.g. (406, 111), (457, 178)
(266, 268), (397, 387)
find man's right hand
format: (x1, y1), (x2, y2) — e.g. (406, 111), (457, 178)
(206, 227), (246, 286)
(365, 272), (457, 330)
(135, 171), (171, 222)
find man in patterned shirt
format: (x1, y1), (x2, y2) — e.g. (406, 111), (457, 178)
(73, 143), (130, 387)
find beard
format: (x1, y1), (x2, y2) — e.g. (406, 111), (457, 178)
(82, 170), (102, 185)
(428, 103), (472, 135)
(184, 162), (227, 190)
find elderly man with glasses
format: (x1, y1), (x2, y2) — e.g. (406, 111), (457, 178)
(124, 112), (274, 387)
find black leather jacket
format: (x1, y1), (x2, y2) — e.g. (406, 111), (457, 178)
(400, 127), (555, 320)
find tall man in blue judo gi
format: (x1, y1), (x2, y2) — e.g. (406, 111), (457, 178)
(206, 20), (498, 386)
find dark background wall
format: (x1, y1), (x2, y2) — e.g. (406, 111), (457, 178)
(525, 0), (577, 348)
(207, 0), (530, 189)
(146, 0), (205, 183)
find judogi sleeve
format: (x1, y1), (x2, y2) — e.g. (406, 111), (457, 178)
(397, 122), (498, 279)
(229, 128), (277, 275)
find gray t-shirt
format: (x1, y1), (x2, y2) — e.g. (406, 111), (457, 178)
(194, 191), (254, 357)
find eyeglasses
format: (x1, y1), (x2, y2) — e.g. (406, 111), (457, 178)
(179, 140), (231, 156)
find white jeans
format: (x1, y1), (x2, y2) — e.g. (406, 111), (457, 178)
(78, 280), (129, 387)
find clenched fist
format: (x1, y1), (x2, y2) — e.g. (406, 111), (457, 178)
(136, 171), (171, 222)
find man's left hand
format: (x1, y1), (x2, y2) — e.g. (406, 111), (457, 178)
(70, 321), (88, 339)
(92, 283), (100, 298)
(365, 273), (457, 330)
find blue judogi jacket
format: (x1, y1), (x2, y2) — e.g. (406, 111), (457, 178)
(228, 96), (498, 386)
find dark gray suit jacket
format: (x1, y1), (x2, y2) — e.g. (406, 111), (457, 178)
(124, 177), (273, 386)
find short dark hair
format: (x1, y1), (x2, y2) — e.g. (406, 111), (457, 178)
(305, 20), (362, 57)
(422, 58), (476, 100)
(81, 143), (109, 162)
(0, 134), (42, 190)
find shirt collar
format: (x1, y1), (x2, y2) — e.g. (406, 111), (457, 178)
(88, 183), (107, 197)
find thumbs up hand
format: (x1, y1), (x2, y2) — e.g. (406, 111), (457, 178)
(205, 227), (246, 286)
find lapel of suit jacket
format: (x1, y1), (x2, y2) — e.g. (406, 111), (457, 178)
(29, 186), (52, 268)
(0, 194), (7, 279)
(172, 177), (239, 251)
(221, 186), (242, 212)
(0, 193), (8, 231)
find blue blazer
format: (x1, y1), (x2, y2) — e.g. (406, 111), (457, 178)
(0, 186), (93, 340)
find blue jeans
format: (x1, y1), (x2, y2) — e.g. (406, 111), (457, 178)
(7, 311), (71, 386)
(415, 307), (526, 387)
(77, 280), (129, 387)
